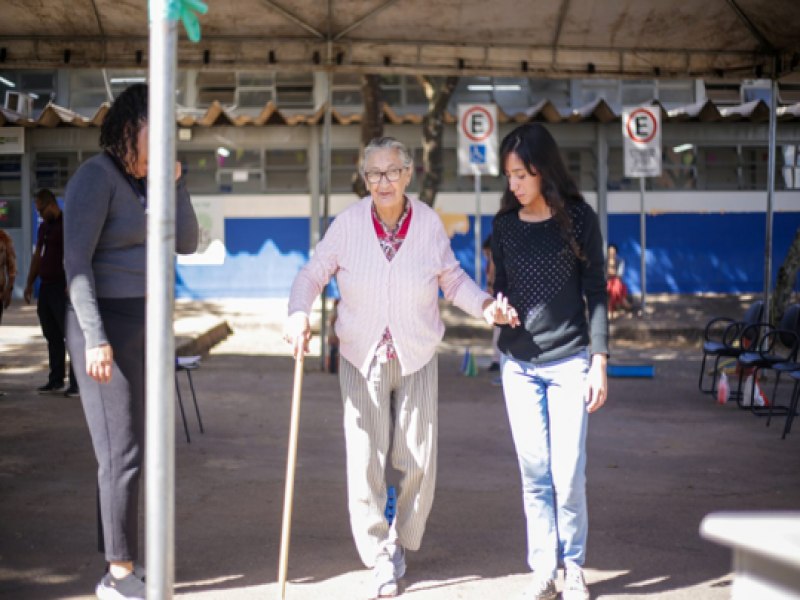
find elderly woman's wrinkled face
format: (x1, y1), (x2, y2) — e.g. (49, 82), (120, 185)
(363, 148), (411, 209)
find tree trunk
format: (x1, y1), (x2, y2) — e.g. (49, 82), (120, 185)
(352, 74), (384, 198)
(770, 226), (800, 325)
(418, 75), (459, 207)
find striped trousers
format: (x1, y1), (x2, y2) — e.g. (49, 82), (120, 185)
(339, 354), (438, 567)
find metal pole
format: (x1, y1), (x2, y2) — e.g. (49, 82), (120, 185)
(763, 77), (778, 324)
(474, 171), (482, 288)
(639, 176), (647, 313)
(20, 151), (32, 300)
(146, 3), (177, 598)
(319, 68), (333, 372)
(596, 124), (608, 246)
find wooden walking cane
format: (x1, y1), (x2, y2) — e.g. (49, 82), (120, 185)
(278, 351), (304, 600)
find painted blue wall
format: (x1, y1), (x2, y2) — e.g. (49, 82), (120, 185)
(176, 218), (309, 299)
(176, 212), (800, 299)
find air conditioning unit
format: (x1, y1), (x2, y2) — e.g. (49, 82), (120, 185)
(4, 91), (34, 117)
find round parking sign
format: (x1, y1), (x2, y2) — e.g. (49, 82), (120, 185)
(461, 106), (494, 142)
(625, 108), (658, 144)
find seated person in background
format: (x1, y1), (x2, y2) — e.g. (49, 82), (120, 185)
(606, 244), (631, 318)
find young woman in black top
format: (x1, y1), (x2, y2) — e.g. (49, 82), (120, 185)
(491, 123), (608, 600)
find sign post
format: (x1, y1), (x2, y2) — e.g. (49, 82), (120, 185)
(622, 106), (661, 312)
(458, 104), (498, 288)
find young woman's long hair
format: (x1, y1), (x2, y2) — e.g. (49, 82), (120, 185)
(497, 123), (585, 260)
(99, 83), (148, 174)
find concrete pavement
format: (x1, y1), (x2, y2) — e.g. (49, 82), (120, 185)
(1, 294), (799, 599)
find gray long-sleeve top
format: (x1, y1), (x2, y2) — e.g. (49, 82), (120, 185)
(64, 152), (199, 349)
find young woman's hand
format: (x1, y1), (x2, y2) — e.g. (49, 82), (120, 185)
(585, 353), (608, 412)
(482, 292), (521, 327)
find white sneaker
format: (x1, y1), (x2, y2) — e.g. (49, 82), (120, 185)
(373, 547), (399, 598)
(562, 567), (590, 600)
(389, 543), (406, 579)
(522, 576), (558, 600)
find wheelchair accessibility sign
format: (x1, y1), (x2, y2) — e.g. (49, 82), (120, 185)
(458, 103), (499, 176)
(469, 144), (487, 165)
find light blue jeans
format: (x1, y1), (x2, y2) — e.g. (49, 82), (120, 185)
(501, 350), (590, 580)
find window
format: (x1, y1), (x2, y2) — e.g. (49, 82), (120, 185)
(275, 73), (313, 108)
(621, 80), (655, 107)
(574, 79), (619, 108)
(179, 149), (264, 193)
(606, 147), (636, 191)
(782, 145), (800, 190)
(330, 148), (359, 192)
(741, 79), (772, 104)
(265, 149), (308, 192)
(180, 150), (221, 193)
(0, 70), (57, 113)
(0, 156), (22, 228)
(529, 78), (571, 111)
(69, 70), (183, 114)
(563, 148), (597, 191)
(217, 149), (264, 193)
(703, 82), (740, 105)
(652, 145), (698, 190)
(197, 71), (235, 106)
(35, 152), (80, 193)
(332, 74), (362, 107)
(379, 75), (426, 107)
(739, 147), (768, 190)
(237, 72), (274, 107)
(701, 146), (746, 190)
(657, 81), (695, 106)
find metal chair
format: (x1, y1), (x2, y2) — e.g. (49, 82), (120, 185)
(781, 370), (800, 439)
(698, 300), (764, 396)
(734, 304), (800, 414)
(176, 356), (205, 443)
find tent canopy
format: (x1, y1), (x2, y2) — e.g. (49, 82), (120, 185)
(2, 0), (799, 80)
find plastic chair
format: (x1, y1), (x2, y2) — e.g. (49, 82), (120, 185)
(698, 300), (764, 396)
(176, 356), (205, 443)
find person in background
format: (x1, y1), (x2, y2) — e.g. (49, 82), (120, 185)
(483, 234), (502, 376)
(64, 83), (199, 600)
(0, 227), (16, 324)
(24, 189), (79, 397)
(491, 123), (608, 600)
(0, 227), (15, 396)
(285, 136), (518, 599)
(606, 243), (631, 319)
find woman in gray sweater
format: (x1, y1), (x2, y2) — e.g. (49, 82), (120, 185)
(64, 83), (198, 600)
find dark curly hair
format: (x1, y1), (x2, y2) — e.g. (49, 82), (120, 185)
(497, 123), (585, 261)
(99, 83), (148, 172)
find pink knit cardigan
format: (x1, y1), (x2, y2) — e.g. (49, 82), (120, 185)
(288, 196), (491, 377)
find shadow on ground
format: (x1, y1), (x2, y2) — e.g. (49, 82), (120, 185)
(2, 300), (799, 599)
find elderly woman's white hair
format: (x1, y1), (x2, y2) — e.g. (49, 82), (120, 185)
(360, 136), (414, 176)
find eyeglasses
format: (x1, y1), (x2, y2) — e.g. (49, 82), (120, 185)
(364, 167), (405, 184)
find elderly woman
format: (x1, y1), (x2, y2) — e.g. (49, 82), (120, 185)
(285, 136), (518, 598)
(65, 83), (198, 600)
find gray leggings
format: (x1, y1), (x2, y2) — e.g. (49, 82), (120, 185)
(66, 297), (145, 563)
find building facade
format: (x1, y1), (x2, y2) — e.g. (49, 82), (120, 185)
(1, 70), (799, 298)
